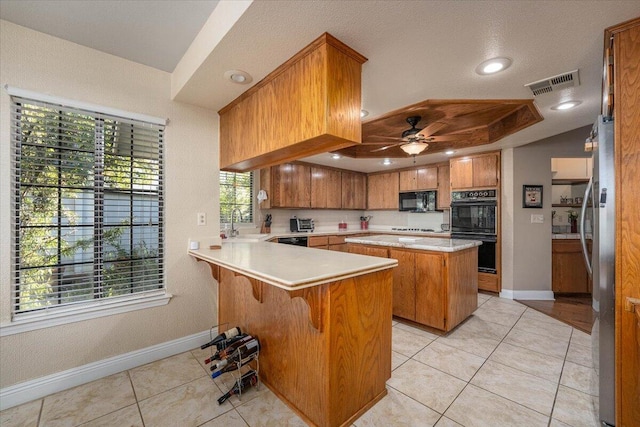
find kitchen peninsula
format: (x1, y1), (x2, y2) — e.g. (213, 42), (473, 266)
(346, 235), (480, 332)
(189, 242), (397, 427)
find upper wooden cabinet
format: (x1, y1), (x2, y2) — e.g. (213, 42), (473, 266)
(399, 166), (438, 191)
(437, 163), (451, 209)
(341, 171), (367, 210)
(264, 163), (311, 208)
(450, 152), (500, 189)
(367, 172), (399, 210)
(219, 33), (367, 172)
(311, 167), (342, 209)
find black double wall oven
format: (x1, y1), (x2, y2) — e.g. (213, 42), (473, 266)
(450, 190), (497, 274)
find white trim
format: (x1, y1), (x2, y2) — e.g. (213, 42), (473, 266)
(0, 329), (211, 411)
(4, 85), (167, 126)
(499, 289), (555, 301)
(0, 291), (172, 337)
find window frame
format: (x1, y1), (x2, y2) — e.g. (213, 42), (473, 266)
(1, 88), (171, 335)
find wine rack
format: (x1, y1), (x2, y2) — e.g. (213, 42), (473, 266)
(203, 323), (261, 404)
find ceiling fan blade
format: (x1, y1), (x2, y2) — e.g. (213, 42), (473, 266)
(370, 144), (399, 152)
(365, 135), (405, 141)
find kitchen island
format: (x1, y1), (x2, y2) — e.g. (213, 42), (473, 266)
(189, 242), (397, 427)
(345, 235), (480, 331)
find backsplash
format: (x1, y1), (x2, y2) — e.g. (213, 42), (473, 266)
(257, 208), (450, 233)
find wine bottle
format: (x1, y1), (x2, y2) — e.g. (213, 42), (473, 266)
(204, 334), (249, 364)
(200, 326), (242, 350)
(205, 334), (253, 365)
(217, 370), (259, 405)
(211, 338), (260, 378)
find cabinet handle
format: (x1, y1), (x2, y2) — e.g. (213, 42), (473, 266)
(624, 297), (640, 313)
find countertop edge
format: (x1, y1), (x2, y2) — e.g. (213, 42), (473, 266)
(189, 249), (398, 291)
(344, 236), (482, 252)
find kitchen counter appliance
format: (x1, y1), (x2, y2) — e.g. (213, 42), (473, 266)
(399, 191), (437, 212)
(581, 115), (615, 427)
(289, 217), (314, 232)
(277, 236), (308, 247)
(451, 190), (497, 274)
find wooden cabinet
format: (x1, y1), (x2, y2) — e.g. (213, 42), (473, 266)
(311, 167), (342, 209)
(607, 19), (640, 426)
(450, 152), (500, 189)
(355, 244), (477, 331)
(266, 163), (311, 208)
(552, 240), (590, 293)
(341, 171), (367, 210)
(308, 235), (329, 249)
(388, 249), (416, 320)
(399, 166), (437, 191)
(219, 33), (367, 172)
(367, 172), (399, 210)
(328, 235), (348, 252)
(437, 163), (451, 209)
(347, 243), (389, 258)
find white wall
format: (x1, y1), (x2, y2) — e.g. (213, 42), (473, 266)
(0, 21), (219, 388)
(502, 125), (592, 294)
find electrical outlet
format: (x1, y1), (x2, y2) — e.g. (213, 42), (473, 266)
(197, 212), (206, 226)
(531, 214), (544, 224)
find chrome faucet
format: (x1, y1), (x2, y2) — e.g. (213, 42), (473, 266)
(230, 208), (243, 237)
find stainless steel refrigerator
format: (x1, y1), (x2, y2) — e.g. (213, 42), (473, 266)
(580, 115), (615, 426)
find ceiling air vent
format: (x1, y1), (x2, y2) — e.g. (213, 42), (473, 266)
(525, 69), (580, 96)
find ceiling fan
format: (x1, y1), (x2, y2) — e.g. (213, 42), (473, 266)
(368, 116), (435, 155)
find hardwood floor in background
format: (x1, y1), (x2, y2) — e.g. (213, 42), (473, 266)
(515, 294), (594, 334)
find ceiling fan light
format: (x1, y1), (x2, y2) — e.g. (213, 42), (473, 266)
(400, 141), (428, 156)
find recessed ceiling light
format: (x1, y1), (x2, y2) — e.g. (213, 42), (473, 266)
(381, 159), (393, 166)
(445, 150), (455, 155)
(223, 69), (253, 85)
(360, 110), (369, 118)
(331, 154), (341, 160)
(475, 57), (512, 75)
(551, 100), (582, 110)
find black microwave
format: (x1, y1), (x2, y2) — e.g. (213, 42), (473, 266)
(399, 191), (437, 212)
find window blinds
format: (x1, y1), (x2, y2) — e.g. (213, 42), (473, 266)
(10, 96), (165, 315)
(219, 171), (254, 224)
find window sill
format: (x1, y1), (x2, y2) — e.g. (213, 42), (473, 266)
(0, 291), (172, 337)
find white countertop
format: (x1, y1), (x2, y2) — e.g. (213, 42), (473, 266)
(344, 235), (482, 252)
(224, 227), (451, 242)
(189, 242), (397, 291)
(552, 233), (593, 239)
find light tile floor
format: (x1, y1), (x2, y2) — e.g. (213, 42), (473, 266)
(1, 294), (600, 427)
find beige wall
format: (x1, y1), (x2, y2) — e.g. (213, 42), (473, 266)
(502, 125), (592, 293)
(0, 21), (219, 388)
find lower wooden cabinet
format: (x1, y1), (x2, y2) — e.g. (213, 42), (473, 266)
(348, 243), (478, 331)
(308, 235), (329, 249)
(552, 239), (592, 293)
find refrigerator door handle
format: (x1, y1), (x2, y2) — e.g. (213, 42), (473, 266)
(580, 177), (593, 277)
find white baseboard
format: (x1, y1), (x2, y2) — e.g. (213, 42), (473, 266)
(0, 330), (211, 411)
(499, 289), (555, 301)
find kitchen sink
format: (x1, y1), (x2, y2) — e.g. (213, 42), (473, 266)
(240, 233), (270, 239)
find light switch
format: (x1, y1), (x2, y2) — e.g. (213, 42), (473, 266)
(531, 214), (544, 224)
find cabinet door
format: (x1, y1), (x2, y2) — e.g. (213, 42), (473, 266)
(271, 163), (311, 208)
(472, 154), (499, 188)
(437, 164), (451, 209)
(389, 249), (416, 320)
(552, 240), (589, 293)
(450, 158), (473, 189)
(414, 252), (446, 330)
(259, 168), (272, 209)
(367, 172), (399, 209)
(342, 171), (367, 209)
(399, 170), (417, 191)
(311, 167), (341, 209)
(416, 166), (438, 190)
(347, 244), (388, 258)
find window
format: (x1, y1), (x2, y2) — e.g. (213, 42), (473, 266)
(10, 96), (165, 316)
(219, 171), (253, 224)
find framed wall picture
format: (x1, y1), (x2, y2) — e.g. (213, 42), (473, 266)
(523, 185), (543, 208)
